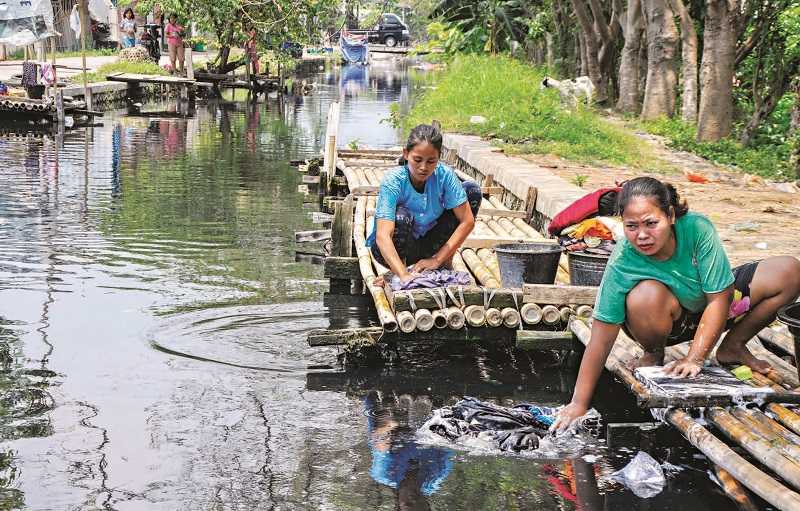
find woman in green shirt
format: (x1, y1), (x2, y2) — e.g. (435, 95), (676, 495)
(553, 177), (800, 433)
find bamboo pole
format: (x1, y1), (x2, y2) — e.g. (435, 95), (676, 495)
(575, 305), (593, 319)
(391, 286), (523, 313)
(520, 303), (542, 325)
(445, 306), (465, 330)
(451, 251), (477, 285)
(353, 197), (398, 332)
(476, 248), (502, 283)
(757, 327), (795, 356)
(485, 307), (503, 327)
(541, 305), (561, 325)
(766, 403), (800, 436)
(431, 309), (448, 329)
(560, 306), (575, 323)
(733, 408), (800, 464)
(711, 465), (760, 511)
(707, 407), (800, 490)
(569, 318), (654, 402)
(511, 217), (540, 238)
(498, 217), (527, 238)
(396, 310), (417, 333)
(473, 220), (494, 237)
(461, 249), (501, 288)
(502, 307), (521, 328)
(78, 0), (90, 109)
(464, 305), (486, 327)
(485, 218), (512, 238)
(666, 409), (800, 511)
(414, 309), (434, 332)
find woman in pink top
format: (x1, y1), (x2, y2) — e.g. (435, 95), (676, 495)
(165, 13), (185, 74)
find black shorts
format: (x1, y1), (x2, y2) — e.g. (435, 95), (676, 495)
(624, 261), (760, 344)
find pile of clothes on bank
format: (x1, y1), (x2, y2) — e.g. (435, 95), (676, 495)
(548, 186), (624, 256)
(418, 397), (600, 454)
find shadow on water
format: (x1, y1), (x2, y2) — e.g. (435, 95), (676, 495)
(0, 61), (753, 510)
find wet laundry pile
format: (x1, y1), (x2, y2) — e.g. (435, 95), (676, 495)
(389, 269), (472, 291)
(419, 397), (595, 453)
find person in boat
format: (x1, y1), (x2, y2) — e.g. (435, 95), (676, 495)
(553, 176), (800, 433)
(368, 124), (482, 285)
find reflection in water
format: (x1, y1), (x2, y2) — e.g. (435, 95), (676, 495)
(364, 391), (453, 510)
(0, 63), (737, 510)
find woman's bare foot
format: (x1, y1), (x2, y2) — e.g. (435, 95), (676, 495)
(626, 349), (664, 370)
(716, 342), (771, 373)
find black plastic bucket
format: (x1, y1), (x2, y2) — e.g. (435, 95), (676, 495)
(777, 302), (800, 381)
(567, 251), (610, 286)
(494, 242), (562, 288)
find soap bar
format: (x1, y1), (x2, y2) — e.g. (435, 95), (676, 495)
(731, 365), (753, 381)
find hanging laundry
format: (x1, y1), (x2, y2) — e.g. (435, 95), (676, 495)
(39, 64), (56, 86)
(389, 269), (472, 291)
(21, 62), (39, 87)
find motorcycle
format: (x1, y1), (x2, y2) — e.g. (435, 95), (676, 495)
(140, 23), (162, 63)
(90, 20), (116, 50)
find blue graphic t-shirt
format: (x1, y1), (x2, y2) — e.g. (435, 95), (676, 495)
(365, 163), (467, 247)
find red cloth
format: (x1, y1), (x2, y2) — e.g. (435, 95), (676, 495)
(547, 187), (621, 236)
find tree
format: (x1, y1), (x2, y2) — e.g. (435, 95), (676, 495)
(696, 0), (742, 141)
(640, 0), (679, 119)
(617, 0), (645, 113)
(669, 0), (698, 122)
(569, 0), (624, 103)
(432, 0), (531, 54)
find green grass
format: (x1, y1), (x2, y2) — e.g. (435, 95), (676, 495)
(74, 60), (167, 84)
(642, 117), (793, 181)
(405, 54), (651, 168)
(6, 48), (118, 60)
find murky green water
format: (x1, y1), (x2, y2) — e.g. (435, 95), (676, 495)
(0, 60), (743, 510)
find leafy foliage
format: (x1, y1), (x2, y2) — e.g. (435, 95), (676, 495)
(76, 60), (167, 83)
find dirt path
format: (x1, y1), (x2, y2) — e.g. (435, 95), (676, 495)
(518, 123), (800, 266)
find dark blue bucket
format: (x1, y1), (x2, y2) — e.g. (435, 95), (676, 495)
(494, 242), (563, 288)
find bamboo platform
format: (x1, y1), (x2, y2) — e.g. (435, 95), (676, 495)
(299, 104), (800, 509)
(308, 141), (587, 348)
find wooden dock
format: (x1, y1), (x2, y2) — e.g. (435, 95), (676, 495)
(300, 103), (800, 510)
(305, 103), (592, 350)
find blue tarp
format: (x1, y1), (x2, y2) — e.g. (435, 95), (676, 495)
(340, 35), (369, 64)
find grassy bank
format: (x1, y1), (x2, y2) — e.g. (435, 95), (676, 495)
(405, 54), (651, 168)
(75, 61), (167, 84)
(642, 117), (792, 181)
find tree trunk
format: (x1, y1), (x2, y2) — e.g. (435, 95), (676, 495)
(697, 0), (738, 141)
(670, 0), (698, 122)
(571, 0), (607, 102)
(617, 0), (645, 113)
(640, 0), (679, 120)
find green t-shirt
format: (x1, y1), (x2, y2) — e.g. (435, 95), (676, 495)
(593, 212), (734, 324)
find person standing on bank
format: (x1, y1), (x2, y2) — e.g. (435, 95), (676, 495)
(120, 8), (137, 48)
(553, 176), (800, 433)
(165, 14), (185, 75)
(367, 124), (482, 285)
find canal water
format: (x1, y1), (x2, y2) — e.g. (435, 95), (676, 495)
(0, 60), (741, 510)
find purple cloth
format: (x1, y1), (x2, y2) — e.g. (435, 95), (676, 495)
(389, 269), (472, 291)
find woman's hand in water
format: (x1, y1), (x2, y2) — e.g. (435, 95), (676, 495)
(550, 402), (588, 435)
(411, 257), (441, 273)
(663, 356), (703, 378)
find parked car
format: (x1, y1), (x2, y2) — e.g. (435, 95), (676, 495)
(344, 13), (410, 47)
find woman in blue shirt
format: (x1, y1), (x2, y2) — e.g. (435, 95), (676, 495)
(367, 124), (482, 284)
